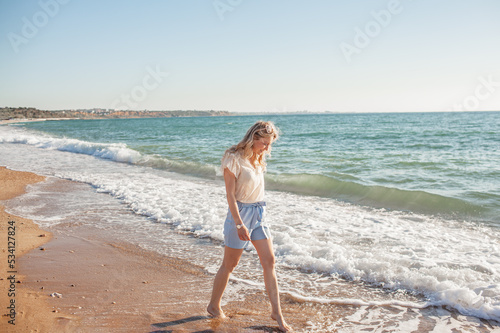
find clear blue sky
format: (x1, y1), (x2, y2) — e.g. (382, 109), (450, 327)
(1, 0), (499, 112)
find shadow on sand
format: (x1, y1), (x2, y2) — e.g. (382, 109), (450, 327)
(150, 315), (281, 332)
(151, 315), (212, 332)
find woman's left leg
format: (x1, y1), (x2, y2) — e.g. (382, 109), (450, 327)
(252, 238), (291, 332)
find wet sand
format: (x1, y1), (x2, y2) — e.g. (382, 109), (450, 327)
(0, 167), (69, 332)
(0, 167), (330, 332)
(1, 166), (499, 332)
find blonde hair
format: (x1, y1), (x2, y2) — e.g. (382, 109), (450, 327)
(224, 121), (280, 168)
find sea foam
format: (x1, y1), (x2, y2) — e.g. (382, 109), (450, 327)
(0, 126), (142, 164)
(1, 125), (500, 324)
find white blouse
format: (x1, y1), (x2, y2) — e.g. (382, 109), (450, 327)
(221, 151), (265, 203)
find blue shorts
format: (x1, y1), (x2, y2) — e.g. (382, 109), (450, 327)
(224, 201), (271, 249)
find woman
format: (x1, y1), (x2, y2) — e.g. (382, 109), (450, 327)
(207, 121), (291, 332)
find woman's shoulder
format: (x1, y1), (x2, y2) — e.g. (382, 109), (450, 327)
(221, 149), (243, 165)
(221, 149), (245, 177)
(222, 148), (243, 160)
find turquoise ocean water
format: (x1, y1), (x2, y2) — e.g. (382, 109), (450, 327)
(1, 111), (499, 330)
(18, 111), (500, 224)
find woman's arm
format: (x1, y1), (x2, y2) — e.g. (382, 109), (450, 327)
(224, 168), (250, 241)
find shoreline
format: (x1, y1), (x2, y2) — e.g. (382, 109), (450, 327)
(0, 167), (71, 332)
(1, 165), (498, 332)
(0, 167), (321, 332)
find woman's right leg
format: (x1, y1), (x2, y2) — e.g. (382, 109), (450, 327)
(207, 246), (244, 317)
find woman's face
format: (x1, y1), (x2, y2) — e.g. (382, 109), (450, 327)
(252, 136), (273, 155)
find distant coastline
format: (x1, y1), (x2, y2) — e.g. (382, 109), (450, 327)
(3, 108), (496, 125)
(0, 107), (232, 122)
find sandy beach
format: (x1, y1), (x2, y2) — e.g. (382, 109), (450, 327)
(1, 166), (499, 332)
(1, 167), (338, 332)
(0, 167), (64, 332)
(1, 168), (499, 332)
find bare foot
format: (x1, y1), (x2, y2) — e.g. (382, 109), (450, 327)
(207, 304), (226, 318)
(271, 313), (292, 332)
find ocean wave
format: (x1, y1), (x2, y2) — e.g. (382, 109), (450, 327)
(0, 127), (491, 220)
(0, 126), (219, 178)
(266, 173), (490, 220)
(0, 126), (493, 222)
(0, 126), (142, 164)
(2, 139), (500, 323)
(139, 155), (218, 179)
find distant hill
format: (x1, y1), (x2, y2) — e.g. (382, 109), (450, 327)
(0, 107), (231, 121)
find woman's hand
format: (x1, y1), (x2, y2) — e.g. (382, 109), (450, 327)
(237, 225), (250, 241)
